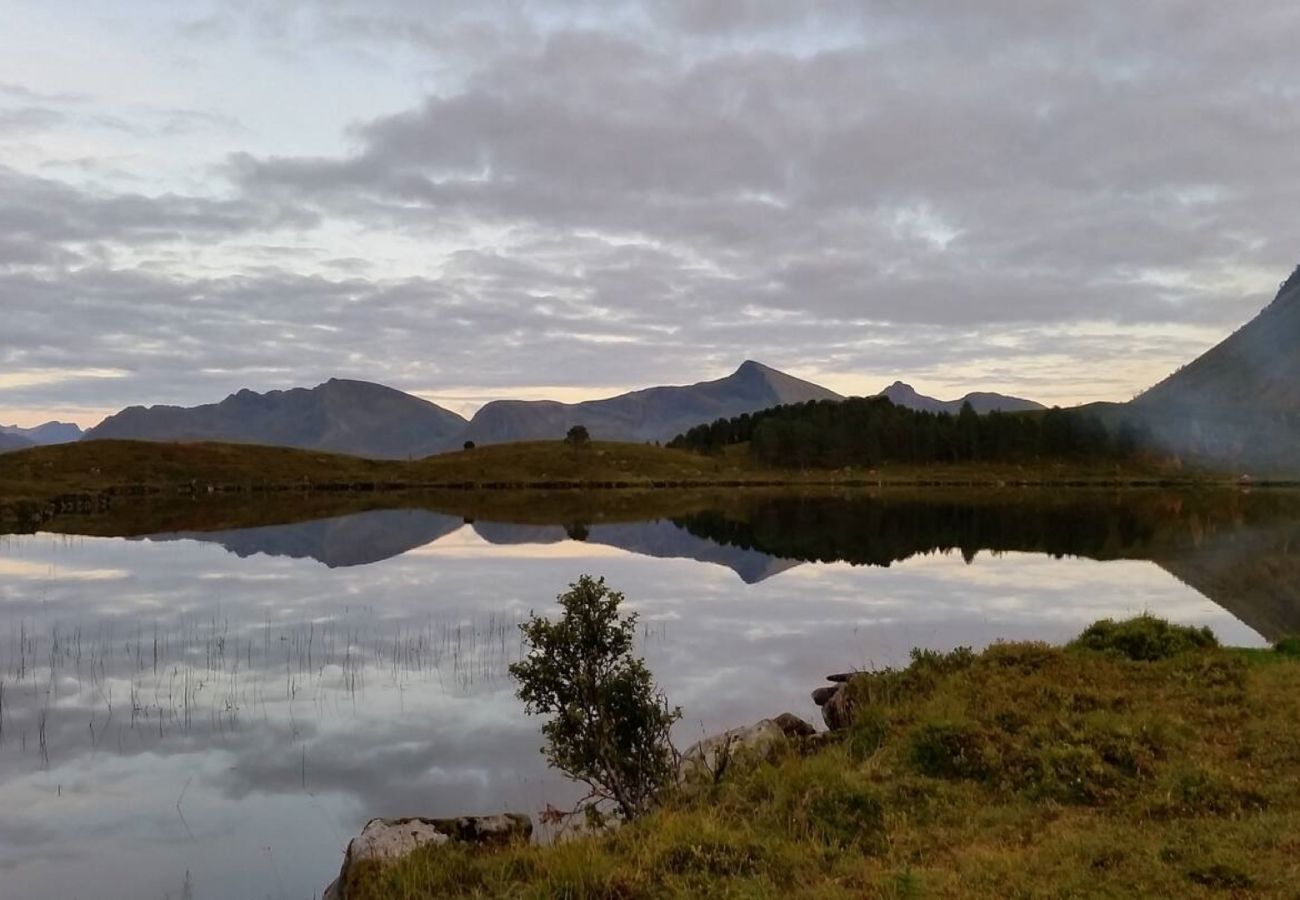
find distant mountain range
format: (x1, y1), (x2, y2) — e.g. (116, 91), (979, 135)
(877, 381), (1045, 415)
(1, 421), (83, 447)
(0, 432), (34, 453)
(76, 361), (1046, 459)
(461, 360), (840, 446)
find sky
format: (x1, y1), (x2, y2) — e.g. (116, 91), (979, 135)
(2, 1), (1298, 427)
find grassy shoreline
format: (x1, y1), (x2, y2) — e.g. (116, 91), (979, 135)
(0, 438), (1270, 530)
(342, 623), (1300, 899)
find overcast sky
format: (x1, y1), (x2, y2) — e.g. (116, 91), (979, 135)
(2, 1), (1298, 427)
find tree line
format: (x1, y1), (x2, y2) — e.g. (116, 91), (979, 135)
(667, 396), (1150, 468)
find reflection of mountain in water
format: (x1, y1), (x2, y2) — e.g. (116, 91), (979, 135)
(148, 509), (463, 568)
(473, 519), (802, 584)
(144, 491), (1300, 640)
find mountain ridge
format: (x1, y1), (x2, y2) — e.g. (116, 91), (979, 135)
(78, 362), (1054, 460)
(877, 381), (1045, 415)
(1, 421), (83, 445)
(461, 360), (842, 446)
(84, 378), (468, 460)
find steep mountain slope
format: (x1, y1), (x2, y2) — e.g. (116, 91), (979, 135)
(1133, 265), (1300, 469)
(0, 432), (34, 454)
(84, 379), (468, 459)
(462, 360), (842, 445)
(878, 381), (1045, 415)
(1139, 267), (1300, 411)
(1, 422), (83, 445)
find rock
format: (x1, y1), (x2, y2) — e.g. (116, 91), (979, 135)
(327, 813), (532, 899)
(680, 719), (791, 784)
(812, 685), (839, 706)
(826, 672), (857, 683)
(821, 683), (857, 731)
(771, 712), (817, 738)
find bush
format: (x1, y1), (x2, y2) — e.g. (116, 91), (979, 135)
(1275, 635), (1300, 657)
(510, 575), (681, 820)
(1069, 615), (1218, 661)
(908, 721), (993, 780)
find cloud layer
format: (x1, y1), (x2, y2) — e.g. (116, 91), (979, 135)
(2, 1), (1298, 424)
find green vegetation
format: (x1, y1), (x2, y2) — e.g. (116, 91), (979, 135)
(343, 618), (1300, 899)
(0, 438), (1226, 531)
(510, 576), (681, 821)
(670, 396), (1150, 468)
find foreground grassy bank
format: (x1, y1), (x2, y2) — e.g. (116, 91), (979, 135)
(347, 622), (1300, 899)
(0, 438), (1240, 528)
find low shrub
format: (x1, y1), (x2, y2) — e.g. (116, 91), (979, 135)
(1069, 614), (1218, 661)
(909, 720), (994, 780)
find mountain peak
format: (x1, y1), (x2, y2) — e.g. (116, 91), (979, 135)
(733, 359), (774, 377)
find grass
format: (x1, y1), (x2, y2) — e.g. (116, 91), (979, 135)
(342, 618), (1300, 899)
(0, 438), (1242, 530)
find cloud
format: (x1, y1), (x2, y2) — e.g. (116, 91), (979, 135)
(2, 1), (1299, 422)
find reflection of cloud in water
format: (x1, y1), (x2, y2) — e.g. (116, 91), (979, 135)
(0, 497), (1294, 899)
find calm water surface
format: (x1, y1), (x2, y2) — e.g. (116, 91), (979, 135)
(1, 492), (1296, 899)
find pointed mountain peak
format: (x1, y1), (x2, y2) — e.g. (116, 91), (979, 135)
(733, 359), (775, 377)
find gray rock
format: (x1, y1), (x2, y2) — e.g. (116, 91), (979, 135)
(326, 813), (532, 899)
(771, 712), (817, 738)
(821, 684), (857, 731)
(680, 718), (790, 784)
(812, 685), (839, 706)
(825, 672), (857, 683)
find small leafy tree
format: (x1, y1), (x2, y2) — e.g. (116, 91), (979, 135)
(510, 576), (681, 820)
(565, 424), (591, 447)
(462, 440), (476, 450)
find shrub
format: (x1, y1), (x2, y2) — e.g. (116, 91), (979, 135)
(1275, 635), (1300, 657)
(908, 720), (993, 780)
(510, 576), (681, 820)
(1069, 615), (1218, 661)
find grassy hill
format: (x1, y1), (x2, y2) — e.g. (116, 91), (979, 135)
(341, 623), (1300, 899)
(0, 438), (1238, 531)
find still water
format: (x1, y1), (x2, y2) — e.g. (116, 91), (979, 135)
(0, 490), (1296, 899)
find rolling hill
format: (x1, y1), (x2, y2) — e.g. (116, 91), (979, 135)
(460, 360), (843, 445)
(84, 379), (468, 459)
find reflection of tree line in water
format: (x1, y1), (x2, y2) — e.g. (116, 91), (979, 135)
(667, 491), (1300, 568)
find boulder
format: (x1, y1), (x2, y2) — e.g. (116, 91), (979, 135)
(325, 813), (532, 899)
(680, 718), (790, 784)
(821, 683), (857, 731)
(772, 712), (817, 738)
(811, 685), (839, 706)
(826, 672), (857, 683)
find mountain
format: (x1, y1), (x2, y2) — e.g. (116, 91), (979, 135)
(1132, 265), (1300, 469)
(1, 421), (83, 445)
(878, 381), (1045, 415)
(145, 509), (464, 568)
(0, 432), (34, 454)
(461, 360), (842, 445)
(84, 379), (468, 459)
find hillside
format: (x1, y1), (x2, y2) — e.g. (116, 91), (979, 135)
(461, 361), (842, 445)
(1, 421), (83, 445)
(1132, 266), (1300, 468)
(878, 381), (1044, 414)
(0, 432), (34, 453)
(83, 378), (468, 459)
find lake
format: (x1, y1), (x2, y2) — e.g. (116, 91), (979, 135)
(1, 489), (1297, 899)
